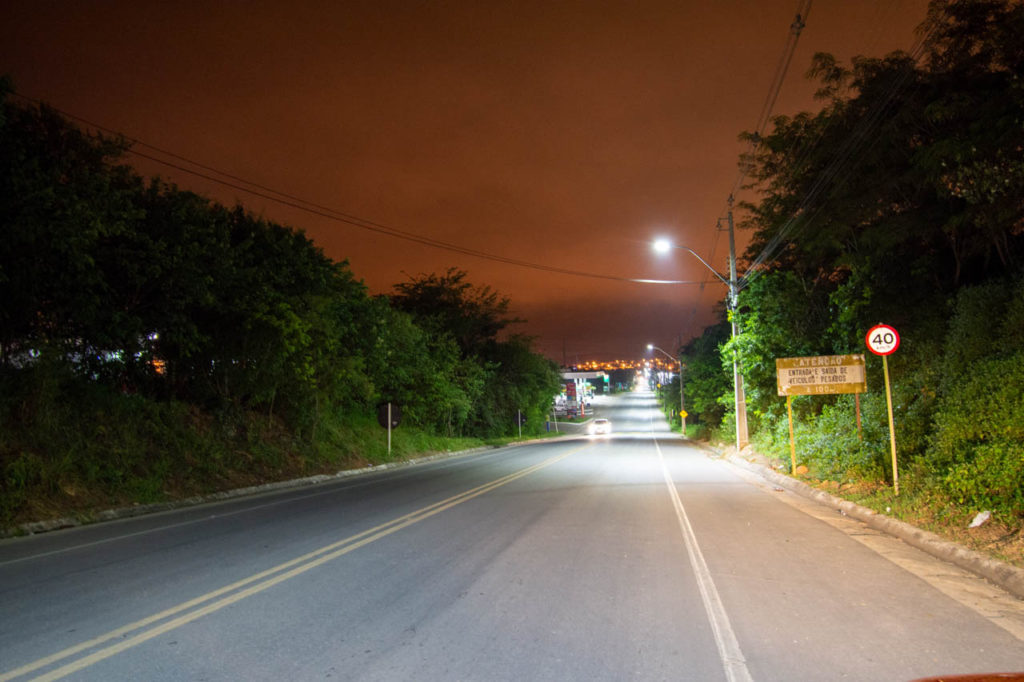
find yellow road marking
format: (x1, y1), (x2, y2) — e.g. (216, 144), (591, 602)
(3, 446), (584, 682)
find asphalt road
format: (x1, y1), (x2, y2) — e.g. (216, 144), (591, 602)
(1, 391), (1022, 681)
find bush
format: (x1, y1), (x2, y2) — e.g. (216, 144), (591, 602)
(944, 441), (1024, 519)
(928, 352), (1024, 519)
(801, 398), (884, 480)
(750, 392), (892, 482)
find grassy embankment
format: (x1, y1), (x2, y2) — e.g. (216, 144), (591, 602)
(0, 377), (559, 532)
(754, 449), (1023, 569)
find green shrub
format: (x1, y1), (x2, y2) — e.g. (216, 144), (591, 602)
(928, 352), (1024, 519)
(802, 398), (883, 480)
(944, 441), (1024, 518)
(751, 393), (892, 481)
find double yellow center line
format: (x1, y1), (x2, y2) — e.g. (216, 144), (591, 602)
(3, 446), (582, 681)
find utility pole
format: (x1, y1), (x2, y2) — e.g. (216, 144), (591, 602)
(646, 343), (686, 434)
(678, 352), (686, 434)
(675, 335), (686, 435)
(652, 209), (750, 452)
(726, 195), (749, 450)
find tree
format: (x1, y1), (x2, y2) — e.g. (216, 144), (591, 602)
(916, 0), (1024, 280)
(681, 318), (732, 429)
(727, 0), (1024, 481)
(389, 271), (560, 438)
(0, 81), (140, 369)
(390, 268), (520, 358)
(471, 335), (562, 437)
(728, 270), (837, 422)
(359, 299), (482, 435)
(739, 0), (1024, 337)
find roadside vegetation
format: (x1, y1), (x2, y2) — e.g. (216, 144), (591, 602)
(0, 79), (561, 529)
(658, 0), (1024, 565)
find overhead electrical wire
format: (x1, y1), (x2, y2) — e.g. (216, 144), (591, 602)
(730, 0), (814, 201)
(737, 21), (934, 291)
(11, 1), (922, 303)
(678, 0), (812, 345)
(10, 91), (707, 288)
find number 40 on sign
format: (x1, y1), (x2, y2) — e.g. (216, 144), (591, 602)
(866, 324), (900, 356)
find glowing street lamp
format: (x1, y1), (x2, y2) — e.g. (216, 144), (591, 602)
(647, 343), (686, 433)
(653, 202), (748, 450)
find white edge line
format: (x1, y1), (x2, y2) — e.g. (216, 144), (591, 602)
(654, 437), (754, 682)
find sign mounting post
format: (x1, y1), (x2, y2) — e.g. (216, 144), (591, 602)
(775, 354), (867, 475)
(866, 324), (901, 495)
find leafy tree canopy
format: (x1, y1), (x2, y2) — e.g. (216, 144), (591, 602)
(739, 0), (1023, 316)
(389, 268), (521, 358)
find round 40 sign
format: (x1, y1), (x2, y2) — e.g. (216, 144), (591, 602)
(866, 323), (902, 495)
(866, 323), (900, 356)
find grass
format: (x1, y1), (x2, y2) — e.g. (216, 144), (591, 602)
(650, 392), (1024, 570)
(754, 450), (1024, 569)
(18, 381), (1018, 574)
(0, 377), (560, 531)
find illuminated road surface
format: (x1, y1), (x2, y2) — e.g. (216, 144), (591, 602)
(2, 391), (1023, 681)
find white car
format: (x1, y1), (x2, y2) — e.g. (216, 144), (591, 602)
(589, 418), (611, 435)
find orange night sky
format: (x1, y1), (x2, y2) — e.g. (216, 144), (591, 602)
(2, 0), (930, 362)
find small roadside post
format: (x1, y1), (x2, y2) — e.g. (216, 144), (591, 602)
(377, 402), (402, 457)
(866, 323), (901, 495)
(516, 410), (528, 438)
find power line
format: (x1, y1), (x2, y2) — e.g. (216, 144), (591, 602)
(9, 91), (704, 288)
(679, 0), (812, 346)
(737, 23), (933, 291)
(726, 0), (813, 208)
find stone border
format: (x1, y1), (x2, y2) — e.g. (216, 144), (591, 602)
(718, 449), (1024, 601)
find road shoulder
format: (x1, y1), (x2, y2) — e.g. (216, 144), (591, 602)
(706, 445), (1024, 604)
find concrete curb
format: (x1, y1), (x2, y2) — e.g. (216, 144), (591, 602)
(3, 437), (562, 539)
(722, 452), (1024, 601)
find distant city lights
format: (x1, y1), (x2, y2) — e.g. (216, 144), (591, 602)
(566, 358), (676, 372)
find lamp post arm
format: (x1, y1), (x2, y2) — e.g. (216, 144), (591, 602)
(676, 246), (730, 288)
(647, 345), (676, 363)
(646, 344), (686, 433)
(650, 203), (746, 449)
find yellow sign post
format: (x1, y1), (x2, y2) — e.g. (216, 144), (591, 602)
(785, 395), (797, 475)
(776, 354), (868, 475)
(866, 324), (901, 495)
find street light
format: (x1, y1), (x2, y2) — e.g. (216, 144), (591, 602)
(653, 198), (749, 450)
(647, 343), (686, 433)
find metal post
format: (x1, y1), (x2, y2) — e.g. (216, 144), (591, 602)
(883, 355), (899, 495)
(652, 221), (748, 451)
(786, 395), (797, 474)
(855, 393), (862, 440)
(678, 357), (686, 433)
(726, 197), (749, 450)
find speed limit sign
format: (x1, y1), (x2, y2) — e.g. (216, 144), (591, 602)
(866, 323), (902, 495)
(866, 324), (900, 356)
